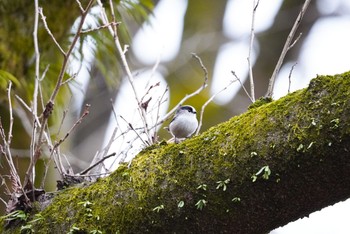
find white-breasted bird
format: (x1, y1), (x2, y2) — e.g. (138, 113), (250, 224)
(169, 105), (198, 143)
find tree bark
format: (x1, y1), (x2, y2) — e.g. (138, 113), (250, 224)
(1, 71), (350, 233)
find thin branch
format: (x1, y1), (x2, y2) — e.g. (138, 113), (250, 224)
(149, 53), (209, 130)
(31, 0), (41, 190)
(61, 73), (78, 86)
(119, 115), (148, 146)
(38, 8), (66, 56)
(97, 0), (152, 144)
(75, 0), (85, 13)
(288, 33), (302, 50)
(247, 0), (259, 102)
(81, 22), (120, 34)
(79, 153), (116, 175)
(196, 79), (236, 135)
(102, 127), (121, 171)
(39, 64), (50, 81)
(52, 104), (90, 153)
(140, 82), (160, 109)
(33, 0), (40, 117)
(0, 196), (6, 206)
(7, 82), (14, 147)
(12, 100), (32, 136)
(24, 0), (95, 189)
(2, 83), (27, 202)
(288, 62), (298, 94)
(266, 0), (311, 98)
(231, 71), (254, 103)
(153, 86), (169, 141)
(191, 53), (209, 86)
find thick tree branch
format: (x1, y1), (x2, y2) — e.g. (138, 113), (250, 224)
(2, 71), (350, 233)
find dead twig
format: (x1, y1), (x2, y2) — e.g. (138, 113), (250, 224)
(160, 53), (209, 124)
(81, 22), (120, 34)
(196, 79), (235, 135)
(247, 0), (259, 102)
(288, 62), (298, 94)
(97, 0), (153, 145)
(79, 153), (116, 175)
(24, 0), (95, 189)
(266, 0), (311, 98)
(231, 71), (254, 103)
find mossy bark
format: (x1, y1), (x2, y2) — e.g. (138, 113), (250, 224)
(2, 71), (350, 233)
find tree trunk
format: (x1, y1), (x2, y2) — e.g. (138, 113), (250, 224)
(1, 71), (350, 233)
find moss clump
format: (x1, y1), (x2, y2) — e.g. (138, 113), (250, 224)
(248, 96), (273, 109)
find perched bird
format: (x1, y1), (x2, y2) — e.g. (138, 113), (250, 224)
(169, 105), (198, 143)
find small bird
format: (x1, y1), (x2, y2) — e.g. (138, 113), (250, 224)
(169, 105), (198, 143)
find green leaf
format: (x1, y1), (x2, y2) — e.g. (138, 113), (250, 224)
(0, 70), (21, 89)
(253, 165), (271, 182)
(232, 197), (241, 203)
(178, 200), (185, 208)
(152, 204), (164, 212)
(196, 184), (207, 191)
(195, 199), (207, 210)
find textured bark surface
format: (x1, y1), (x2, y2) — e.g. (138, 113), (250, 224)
(1, 71), (350, 233)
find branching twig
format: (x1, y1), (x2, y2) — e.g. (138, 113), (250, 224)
(53, 104), (90, 151)
(42, 104), (90, 179)
(247, 0), (259, 102)
(97, 0), (153, 145)
(24, 0), (95, 189)
(196, 79), (236, 135)
(160, 53), (209, 123)
(266, 0), (311, 98)
(1, 83), (28, 208)
(231, 71), (254, 103)
(81, 22), (120, 34)
(119, 115), (148, 146)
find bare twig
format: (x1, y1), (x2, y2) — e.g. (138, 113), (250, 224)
(247, 0), (259, 102)
(288, 33), (302, 50)
(7, 85), (14, 150)
(97, 0), (153, 145)
(191, 53), (209, 86)
(81, 22), (120, 34)
(79, 153), (116, 175)
(53, 104), (90, 151)
(41, 104), (90, 179)
(140, 82), (160, 109)
(24, 0), (95, 189)
(12, 99), (32, 136)
(39, 64), (50, 81)
(33, 0), (40, 117)
(1, 83), (28, 207)
(75, 0), (85, 13)
(136, 53), (209, 139)
(231, 71), (254, 103)
(153, 86), (169, 141)
(119, 115), (148, 146)
(266, 0), (311, 98)
(196, 79), (236, 135)
(288, 62), (298, 94)
(160, 53), (209, 123)
(38, 8), (65, 55)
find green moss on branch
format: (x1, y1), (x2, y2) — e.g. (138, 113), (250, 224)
(2, 71), (350, 233)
